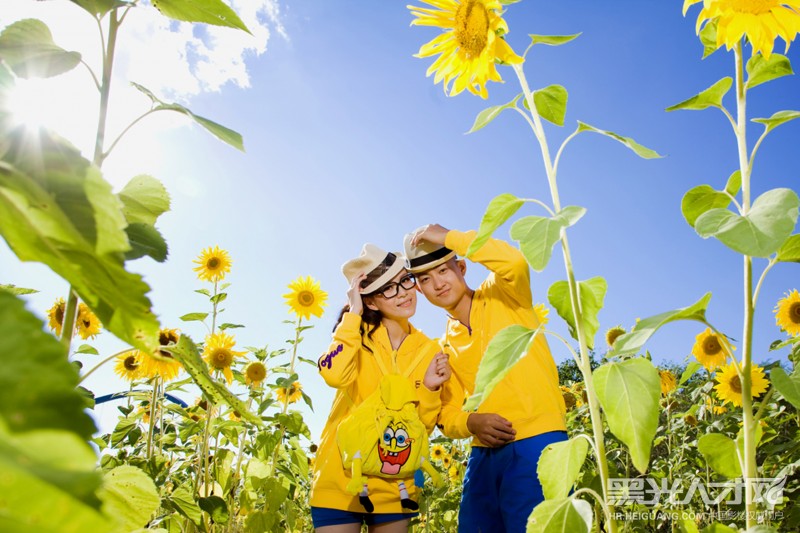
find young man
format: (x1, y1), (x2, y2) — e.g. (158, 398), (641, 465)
(403, 224), (567, 533)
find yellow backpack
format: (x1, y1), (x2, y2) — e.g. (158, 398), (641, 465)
(336, 346), (442, 512)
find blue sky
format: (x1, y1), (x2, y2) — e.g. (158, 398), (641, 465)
(2, 0), (799, 442)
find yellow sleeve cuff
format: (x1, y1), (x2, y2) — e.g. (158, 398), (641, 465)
(445, 229), (477, 257)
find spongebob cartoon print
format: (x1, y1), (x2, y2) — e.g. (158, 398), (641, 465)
(378, 421), (412, 475)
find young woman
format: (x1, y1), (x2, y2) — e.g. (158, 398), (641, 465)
(310, 244), (451, 533)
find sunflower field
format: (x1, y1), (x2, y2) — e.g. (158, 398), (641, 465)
(1, 0), (800, 532)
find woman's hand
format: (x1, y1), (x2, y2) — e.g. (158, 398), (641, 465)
(347, 273), (366, 315)
(423, 352), (451, 391)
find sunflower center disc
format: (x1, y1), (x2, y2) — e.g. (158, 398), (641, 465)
(298, 291), (315, 306)
(455, 0), (489, 58)
(729, 374), (742, 394)
(207, 258), (220, 269)
(124, 356), (139, 371)
(704, 337), (721, 355)
(790, 302), (800, 324)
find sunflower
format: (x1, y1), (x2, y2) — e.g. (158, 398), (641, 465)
(448, 465), (460, 482)
(714, 362), (770, 407)
(442, 454), (453, 468)
(705, 396), (728, 415)
(284, 276), (328, 320)
(533, 303), (550, 326)
(276, 381), (303, 404)
(245, 361), (267, 387)
(660, 370), (677, 395)
(684, 0), (800, 58)
(203, 332), (246, 384)
(193, 245), (232, 282)
(431, 444), (447, 461)
(46, 298), (66, 337)
(560, 385), (577, 410)
(605, 326), (626, 348)
(114, 351), (142, 382)
(775, 289), (800, 336)
(409, 0), (524, 99)
(75, 303), (102, 339)
(138, 328), (184, 382)
(692, 328), (734, 370)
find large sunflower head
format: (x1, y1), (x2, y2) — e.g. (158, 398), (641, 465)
(245, 361), (267, 387)
(692, 328), (734, 370)
(139, 328), (184, 382)
(283, 276), (328, 320)
(276, 381), (303, 404)
(431, 444), (447, 461)
(605, 326), (626, 348)
(775, 289), (800, 337)
(684, 0), (800, 58)
(114, 351), (142, 382)
(47, 297), (66, 337)
(193, 245), (232, 283)
(203, 332), (246, 384)
(76, 303), (102, 340)
(409, 0), (524, 99)
(659, 370), (677, 396)
(714, 362), (770, 407)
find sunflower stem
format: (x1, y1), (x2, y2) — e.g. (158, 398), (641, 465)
(212, 279), (219, 334)
(93, 9), (120, 167)
(146, 376), (161, 460)
(60, 288), (79, 351)
(512, 62), (617, 533)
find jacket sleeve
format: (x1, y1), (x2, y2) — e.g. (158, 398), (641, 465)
(317, 312), (363, 388)
(445, 229), (533, 308)
(435, 364), (472, 440)
(416, 385), (442, 434)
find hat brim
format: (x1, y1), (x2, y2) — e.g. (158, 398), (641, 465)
(405, 250), (456, 274)
(360, 255), (407, 294)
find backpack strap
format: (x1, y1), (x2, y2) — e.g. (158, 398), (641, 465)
(400, 343), (438, 379)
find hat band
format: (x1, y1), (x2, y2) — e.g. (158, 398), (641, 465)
(361, 252), (402, 294)
(408, 246), (453, 269)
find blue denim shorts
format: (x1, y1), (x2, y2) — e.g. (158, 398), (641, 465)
(310, 506), (418, 528)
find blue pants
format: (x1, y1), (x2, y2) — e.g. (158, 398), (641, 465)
(458, 431), (568, 533)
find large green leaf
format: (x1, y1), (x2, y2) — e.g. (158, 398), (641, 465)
(701, 524), (738, 533)
(124, 223), (168, 262)
(168, 484), (202, 526)
(594, 358), (660, 473)
(198, 496), (229, 524)
(777, 234), (800, 262)
(666, 78), (732, 111)
(746, 53), (793, 90)
(466, 193), (525, 257)
(132, 82), (244, 151)
(547, 277), (607, 350)
(752, 110), (800, 134)
(537, 437), (588, 499)
(150, 0), (251, 33)
(463, 325), (540, 411)
(0, 19), (81, 79)
(697, 433), (742, 478)
(609, 293), (711, 356)
(468, 94), (522, 134)
(694, 188), (799, 257)
(681, 185), (732, 228)
(532, 85), (568, 127)
(0, 291), (96, 438)
(575, 121), (662, 159)
(771, 367), (800, 409)
(99, 466), (161, 532)
(118, 175), (171, 226)
(510, 206), (586, 272)
(167, 335), (263, 426)
(527, 498), (592, 533)
(528, 34), (581, 47)
(680, 361), (703, 385)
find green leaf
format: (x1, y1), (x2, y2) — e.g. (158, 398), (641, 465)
(169, 484), (202, 526)
(464, 325), (540, 411)
(681, 185), (732, 228)
(666, 78), (733, 112)
(547, 277), (607, 350)
(199, 495), (229, 524)
(575, 121), (662, 159)
(132, 82), (245, 151)
(533, 85), (568, 126)
(537, 437), (588, 499)
(150, 0), (251, 33)
(752, 110), (800, 134)
(699, 19), (719, 59)
(0, 283), (38, 295)
(610, 293), (711, 356)
(527, 498), (592, 533)
(75, 344), (99, 355)
(467, 94), (522, 133)
(180, 312), (209, 322)
(701, 524), (738, 533)
(99, 465), (161, 532)
(698, 433), (742, 478)
(695, 188), (799, 257)
(0, 291), (97, 438)
(110, 418), (138, 448)
(466, 193), (526, 256)
(70, 0), (123, 17)
(510, 206), (586, 272)
(124, 223), (168, 262)
(166, 334), (263, 426)
(724, 170), (742, 197)
(777, 234), (800, 262)
(218, 323), (244, 330)
(771, 367), (800, 409)
(769, 335), (800, 352)
(0, 19), (81, 78)
(211, 292), (228, 304)
(118, 175), (171, 226)
(594, 358), (660, 473)
(746, 53), (793, 89)
(528, 34), (581, 47)
(679, 361), (703, 385)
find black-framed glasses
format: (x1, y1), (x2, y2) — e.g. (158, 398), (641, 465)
(373, 274), (417, 299)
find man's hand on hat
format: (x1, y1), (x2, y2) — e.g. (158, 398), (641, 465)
(347, 273), (365, 315)
(411, 224), (449, 247)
